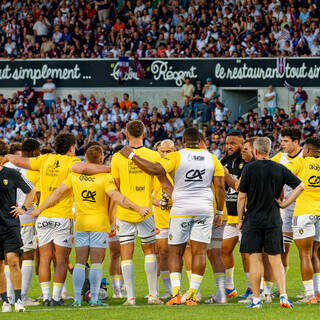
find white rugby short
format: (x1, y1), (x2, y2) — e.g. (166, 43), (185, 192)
(116, 215), (156, 245)
(292, 215), (320, 242)
(156, 228), (169, 240)
(211, 221), (226, 239)
(20, 225), (37, 252)
(168, 216), (213, 245)
(281, 208), (294, 234)
(223, 223), (241, 241)
(74, 231), (108, 248)
(36, 217), (74, 248)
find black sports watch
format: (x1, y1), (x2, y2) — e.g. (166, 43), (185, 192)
(21, 205), (28, 212)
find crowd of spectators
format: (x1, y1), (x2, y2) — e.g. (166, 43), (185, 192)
(0, 77), (319, 159)
(1, 0), (320, 59)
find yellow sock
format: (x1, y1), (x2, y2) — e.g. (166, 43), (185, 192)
(186, 288), (197, 301)
(172, 286), (181, 297)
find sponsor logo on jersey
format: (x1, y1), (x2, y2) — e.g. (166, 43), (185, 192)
(187, 154), (205, 161)
(239, 162), (244, 170)
(185, 169), (206, 182)
(135, 186), (145, 191)
(3, 179), (8, 185)
(309, 164), (320, 171)
(81, 190), (97, 202)
(299, 228), (304, 235)
(308, 176), (320, 187)
(79, 175), (95, 182)
(169, 233), (173, 240)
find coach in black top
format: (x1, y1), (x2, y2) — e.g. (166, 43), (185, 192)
(0, 140), (36, 312)
(237, 137), (304, 308)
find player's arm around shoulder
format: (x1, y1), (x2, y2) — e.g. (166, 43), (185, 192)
(31, 177), (72, 218)
(119, 145), (166, 176)
(72, 157), (110, 175)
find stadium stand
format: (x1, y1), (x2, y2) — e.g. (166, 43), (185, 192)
(0, 0), (320, 58)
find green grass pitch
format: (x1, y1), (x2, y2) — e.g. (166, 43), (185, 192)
(1, 242), (320, 320)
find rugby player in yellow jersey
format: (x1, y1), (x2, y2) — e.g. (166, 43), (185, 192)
(120, 127), (225, 306)
(280, 136), (320, 304)
(153, 140), (175, 299)
(31, 145), (150, 307)
(3, 133), (109, 307)
(4, 139), (41, 306)
(111, 120), (170, 306)
(271, 128), (303, 274)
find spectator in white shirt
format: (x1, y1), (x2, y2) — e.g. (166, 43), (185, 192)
(311, 96), (320, 114)
(203, 77), (217, 102)
(311, 39), (320, 56)
(181, 77), (195, 100)
(211, 142), (222, 159)
(264, 85), (277, 116)
(33, 14), (51, 43)
(4, 38), (17, 57)
(42, 77), (56, 110)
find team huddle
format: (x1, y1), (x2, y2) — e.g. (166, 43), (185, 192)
(0, 119), (320, 312)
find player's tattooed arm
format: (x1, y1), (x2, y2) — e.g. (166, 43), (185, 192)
(224, 167), (237, 190)
(72, 162), (110, 175)
(108, 189), (150, 217)
(120, 146), (166, 176)
(157, 174), (173, 198)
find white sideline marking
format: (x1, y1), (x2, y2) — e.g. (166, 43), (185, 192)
(24, 303), (282, 312)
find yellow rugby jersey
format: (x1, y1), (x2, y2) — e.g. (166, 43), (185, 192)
(271, 152), (282, 163)
(64, 173), (116, 233)
(153, 174), (173, 229)
(271, 150), (303, 164)
(285, 157), (320, 216)
(29, 154), (80, 219)
(111, 147), (161, 223)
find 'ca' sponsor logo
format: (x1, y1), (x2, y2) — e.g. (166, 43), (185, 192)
(185, 169), (205, 182)
(308, 176), (320, 187)
(81, 190), (97, 202)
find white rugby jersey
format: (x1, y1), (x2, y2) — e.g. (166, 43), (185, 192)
(4, 162), (35, 225)
(158, 148), (224, 217)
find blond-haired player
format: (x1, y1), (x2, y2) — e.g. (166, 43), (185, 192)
(153, 140), (175, 299)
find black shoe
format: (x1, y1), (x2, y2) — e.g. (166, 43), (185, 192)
(59, 299), (70, 306)
(42, 299), (51, 307)
(52, 299), (70, 306)
(51, 299), (62, 306)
